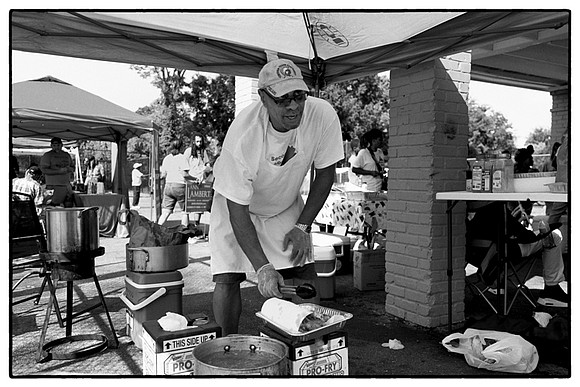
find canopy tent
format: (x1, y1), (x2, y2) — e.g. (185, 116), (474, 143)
(11, 11), (569, 91)
(11, 76), (160, 216)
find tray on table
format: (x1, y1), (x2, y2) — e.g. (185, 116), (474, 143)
(255, 303), (353, 342)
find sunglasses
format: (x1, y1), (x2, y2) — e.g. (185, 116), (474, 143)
(262, 89), (308, 107)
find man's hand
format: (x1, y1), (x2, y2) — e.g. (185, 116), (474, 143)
(283, 226), (313, 266)
(257, 263), (284, 298)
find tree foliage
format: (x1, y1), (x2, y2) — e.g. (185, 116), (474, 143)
(467, 99), (516, 157)
(129, 66), (235, 159)
(524, 127), (551, 155)
(320, 75), (390, 143)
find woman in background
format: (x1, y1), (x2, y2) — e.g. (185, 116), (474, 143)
(351, 129), (386, 191)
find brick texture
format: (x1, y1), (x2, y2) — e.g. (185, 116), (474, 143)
(550, 89), (569, 143)
(385, 53), (471, 328)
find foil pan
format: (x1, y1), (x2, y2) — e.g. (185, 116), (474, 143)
(255, 303), (353, 341)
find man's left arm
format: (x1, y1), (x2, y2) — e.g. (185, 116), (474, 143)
(283, 164), (336, 265)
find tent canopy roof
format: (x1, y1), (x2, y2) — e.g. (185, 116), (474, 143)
(11, 11), (569, 91)
(12, 76), (154, 145)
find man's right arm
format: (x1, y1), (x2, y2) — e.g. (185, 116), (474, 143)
(226, 199), (269, 271)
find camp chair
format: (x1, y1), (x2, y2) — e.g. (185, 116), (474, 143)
(10, 192), (59, 314)
(466, 237), (539, 315)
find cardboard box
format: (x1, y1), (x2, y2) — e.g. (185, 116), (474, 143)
(261, 327), (348, 376)
(141, 316), (221, 376)
(353, 249), (386, 291)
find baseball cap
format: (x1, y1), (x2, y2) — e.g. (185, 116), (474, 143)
(258, 59), (309, 97)
(27, 166), (42, 177)
(133, 162), (142, 169)
(50, 137), (63, 144)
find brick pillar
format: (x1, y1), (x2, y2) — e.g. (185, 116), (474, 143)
(235, 76), (259, 116)
(385, 53), (471, 328)
(550, 88), (569, 143)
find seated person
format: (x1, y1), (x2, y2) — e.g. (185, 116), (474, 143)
(12, 166), (50, 215)
(466, 201), (568, 307)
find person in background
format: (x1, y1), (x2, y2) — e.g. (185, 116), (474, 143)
(184, 132), (212, 225)
(94, 158), (106, 183)
(131, 162), (144, 209)
(514, 145), (538, 173)
(347, 138), (361, 186)
(157, 139), (197, 225)
(467, 201), (568, 307)
(12, 166), (48, 216)
(548, 130), (568, 227)
(351, 129), (386, 191)
(209, 58), (343, 335)
(540, 142), (561, 172)
(40, 137), (74, 206)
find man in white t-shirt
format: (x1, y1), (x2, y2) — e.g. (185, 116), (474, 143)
(131, 162), (144, 208)
(157, 139), (197, 225)
(210, 58), (344, 335)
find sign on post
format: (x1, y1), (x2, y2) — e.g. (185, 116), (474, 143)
(185, 182), (213, 213)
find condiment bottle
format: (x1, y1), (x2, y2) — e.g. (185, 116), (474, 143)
(492, 152), (514, 192)
(482, 154), (493, 192)
(471, 155), (484, 192)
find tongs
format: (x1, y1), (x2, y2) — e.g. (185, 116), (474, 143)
(279, 283), (317, 299)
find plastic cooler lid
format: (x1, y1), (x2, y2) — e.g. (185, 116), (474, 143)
(313, 245), (336, 261)
(126, 270), (183, 285)
(312, 232), (350, 246)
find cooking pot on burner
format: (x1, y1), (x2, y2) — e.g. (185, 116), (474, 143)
(46, 207), (100, 253)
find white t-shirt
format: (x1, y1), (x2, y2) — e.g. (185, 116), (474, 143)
(131, 168), (143, 186)
(352, 148), (382, 191)
(161, 153), (189, 184)
(213, 96), (344, 206)
(265, 123), (297, 166)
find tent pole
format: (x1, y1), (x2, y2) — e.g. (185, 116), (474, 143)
(151, 128), (161, 221)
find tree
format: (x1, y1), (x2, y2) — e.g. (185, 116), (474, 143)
(320, 75), (390, 143)
(524, 127), (551, 155)
(467, 99), (516, 157)
(183, 74), (235, 140)
(130, 65), (190, 152)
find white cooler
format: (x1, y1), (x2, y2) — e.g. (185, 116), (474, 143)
(312, 232), (352, 275)
(313, 246), (337, 299)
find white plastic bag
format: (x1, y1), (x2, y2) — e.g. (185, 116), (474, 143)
(442, 328), (539, 373)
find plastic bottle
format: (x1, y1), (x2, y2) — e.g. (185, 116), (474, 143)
(492, 152), (515, 192)
(482, 154), (493, 192)
(471, 155), (484, 192)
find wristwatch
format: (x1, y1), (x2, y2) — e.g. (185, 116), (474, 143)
(294, 222), (312, 233)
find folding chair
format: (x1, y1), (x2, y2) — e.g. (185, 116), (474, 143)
(10, 192), (60, 317)
(466, 237), (539, 315)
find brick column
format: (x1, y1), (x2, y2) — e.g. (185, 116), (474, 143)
(235, 76), (259, 116)
(550, 88), (569, 143)
(385, 53), (471, 328)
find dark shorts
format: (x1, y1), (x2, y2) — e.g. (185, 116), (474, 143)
(212, 263), (317, 283)
(162, 183), (186, 211)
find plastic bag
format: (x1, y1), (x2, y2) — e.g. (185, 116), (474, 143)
(124, 210), (201, 247)
(441, 328), (539, 373)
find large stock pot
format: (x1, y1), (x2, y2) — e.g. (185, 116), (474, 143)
(46, 207), (100, 253)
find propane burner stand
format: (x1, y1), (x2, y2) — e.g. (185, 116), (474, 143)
(37, 247), (118, 362)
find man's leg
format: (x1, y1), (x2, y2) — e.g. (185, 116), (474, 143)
(213, 282), (242, 336)
(157, 209), (172, 225)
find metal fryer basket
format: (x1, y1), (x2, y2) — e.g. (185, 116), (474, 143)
(255, 303), (353, 341)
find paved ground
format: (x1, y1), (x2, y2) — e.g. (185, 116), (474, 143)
(8, 195), (572, 378)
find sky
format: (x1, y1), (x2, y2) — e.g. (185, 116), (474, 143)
(11, 46), (552, 149)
